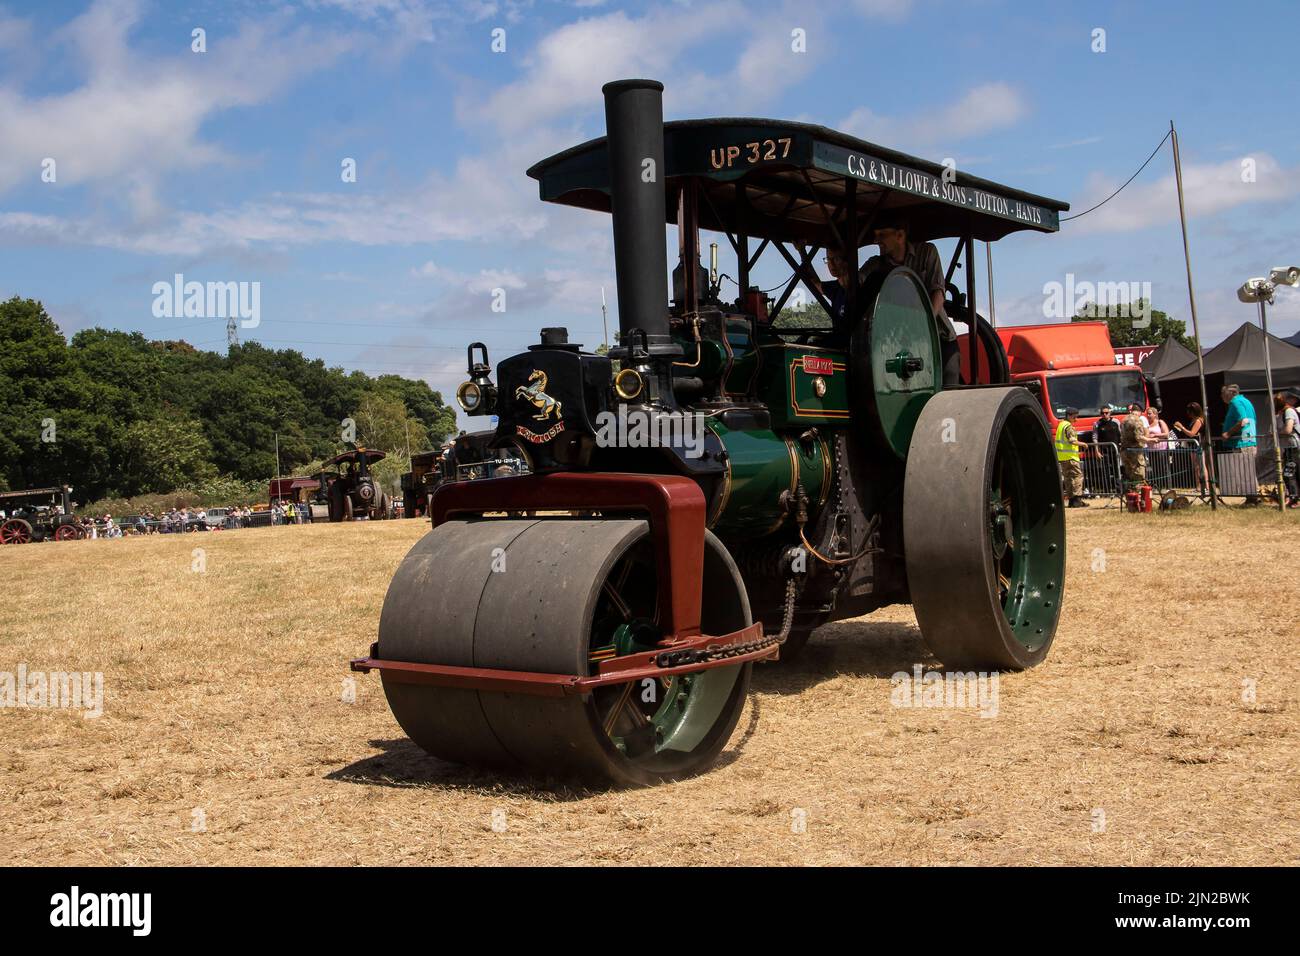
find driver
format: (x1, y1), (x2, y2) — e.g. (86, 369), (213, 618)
(864, 215), (960, 385)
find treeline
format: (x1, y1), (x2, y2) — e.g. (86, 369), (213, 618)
(0, 297), (456, 503)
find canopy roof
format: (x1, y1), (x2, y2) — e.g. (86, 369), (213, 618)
(527, 118), (1069, 245)
(1162, 321), (1300, 387)
(1142, 335), (1197, 380)
(0, 486), (69, 500)
(323, 448), (387, 467)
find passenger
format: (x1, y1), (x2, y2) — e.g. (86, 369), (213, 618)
(809, 248), (864, 336)
(864, 217), (959, 385)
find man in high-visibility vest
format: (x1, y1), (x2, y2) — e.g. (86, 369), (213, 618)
(1056, 407), (1088, 508)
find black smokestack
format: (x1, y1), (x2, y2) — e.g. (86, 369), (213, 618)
(602, 79), (676, 357)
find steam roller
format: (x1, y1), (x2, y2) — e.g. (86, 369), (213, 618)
(352, 78), (1072, 784)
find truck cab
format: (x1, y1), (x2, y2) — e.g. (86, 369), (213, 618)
(960, 320), (1155, 437)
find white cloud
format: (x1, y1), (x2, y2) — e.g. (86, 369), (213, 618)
(0, 1), (825, 258)
(464, 2), (821, 133)
(1049, 136), (1103, 150)
(853, 0), (915, 21)
(840, 82), (1029, 151)
(467, 5), (740, 132)
(304, 0), (508, 44)
(1066, 154), (1299, 234)
(412, 260), (528, 292)
(0, 0), (353, 195)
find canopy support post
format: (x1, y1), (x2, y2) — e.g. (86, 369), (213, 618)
(985, 241), (996, 329)
(845, 178), (858, 333)
(964, 232), (979, 384)
(770, 242), (829, 322)
(677, 179), (701, 314)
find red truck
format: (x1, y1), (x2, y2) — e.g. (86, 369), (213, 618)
(961, 320), (1157, 437)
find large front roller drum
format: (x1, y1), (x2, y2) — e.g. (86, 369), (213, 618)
(903, 387), (1065, 669)
(378, 518), (753, 786)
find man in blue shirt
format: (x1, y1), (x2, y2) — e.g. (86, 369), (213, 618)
(1221, 383), (1260, 504)
(1221, 384), (1256, 449)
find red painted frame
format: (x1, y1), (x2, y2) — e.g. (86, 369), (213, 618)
(430, 471), (705, 641)
(349, 471), (777, 696)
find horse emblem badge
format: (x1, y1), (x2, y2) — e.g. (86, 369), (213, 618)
(516, 369), (563, 421)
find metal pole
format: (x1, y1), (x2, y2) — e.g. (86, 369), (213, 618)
(600, 286), (609, 351)
(985, 241), (996, 328)
(1170, 121), (1216, 510)
(1258, 299), (1284, 511)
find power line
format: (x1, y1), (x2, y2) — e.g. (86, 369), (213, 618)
(1061, 130), (1172, 222)
(236, 335), (602, 352)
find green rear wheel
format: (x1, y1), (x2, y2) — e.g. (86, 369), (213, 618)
(903, 387), (1065, 669)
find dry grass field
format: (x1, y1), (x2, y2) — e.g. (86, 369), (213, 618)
(2, 505), (1297, 866)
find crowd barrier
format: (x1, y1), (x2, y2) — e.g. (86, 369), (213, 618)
(1077, 437), (1266, 503)
(1080, 442), (1123, 500)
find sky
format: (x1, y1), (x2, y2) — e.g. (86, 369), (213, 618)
(1, 0), (1297, 427)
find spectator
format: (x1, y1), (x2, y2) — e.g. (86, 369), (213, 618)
(1172, 402), (1205, 443)
(1144, 407), (1170, 450)
(1092, 406), (1122, 447)
(1220, 384), (1256, 450)
(103, 514), (121, 539)
(1120, 403), (1151, 489)
(1221, 384), (1259, 505)
(1270, 392), (1299, 508)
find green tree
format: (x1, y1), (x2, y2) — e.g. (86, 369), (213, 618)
(1072, 299), (1196, 349)
(124, 414), (219, 493)
(352, 392), (430, 455)
(775, 300), (833, 329)
(373, 374), (456, 446)
(0, 297), (88, 491)
(0, 295), (456, 497)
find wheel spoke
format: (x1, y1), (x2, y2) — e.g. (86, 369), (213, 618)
(602, 681), (635, 737)
(601, 580), (634, 621)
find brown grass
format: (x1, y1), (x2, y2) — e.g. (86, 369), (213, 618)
(1, 506), (1297, 866)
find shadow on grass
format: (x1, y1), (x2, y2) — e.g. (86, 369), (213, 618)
(752, 618), (935, 695)
(327, 739), (607, 800)
(328, 618), (934, 794)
